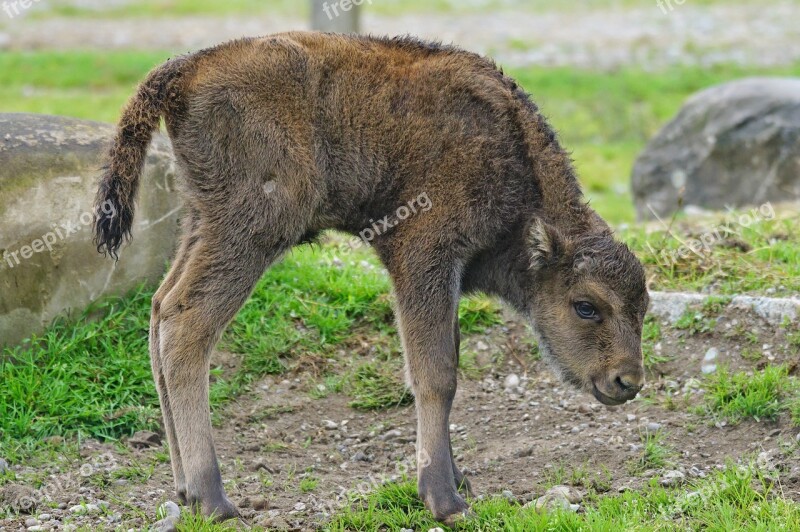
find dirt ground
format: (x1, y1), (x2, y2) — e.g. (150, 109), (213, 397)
(2, 303), (799, 531)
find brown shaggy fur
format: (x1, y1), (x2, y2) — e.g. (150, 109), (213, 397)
(94, 32), (648, 524)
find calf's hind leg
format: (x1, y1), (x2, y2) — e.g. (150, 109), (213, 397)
(156, 224), (292, 519)
(390, 255), (469, 523)
(149, 209), (200, 504)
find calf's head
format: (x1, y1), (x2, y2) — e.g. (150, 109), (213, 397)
(526, 220), (649, 406)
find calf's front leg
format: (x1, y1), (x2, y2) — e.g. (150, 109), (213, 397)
(392, 264), (470, 524)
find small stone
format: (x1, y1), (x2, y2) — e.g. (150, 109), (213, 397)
(160, 501), (181, 520)
(0, 458), (8, 474)
(252, 497), (269, 511)
(577, 404), (593, 414)
(626, 414), (637, 422)
(128, 430), (162, 449)
(688, 466), (706, 478)
(379, 429), (403, 441)
(502, 489), (514, 500)
(703, 347), (719, 362)
(37, 514), (51, 521)
(152, 516), (179, 532)
(351, 451), (370, 462)
(645, 422), (662, 432)
(322, 420), (338, 430)
(504, 374), (521, 390)
(25, 519), (39, 528)
(428, 528), (446, 532)
(702, 363), (717, 374)
(294, 502), (307, 511)
(527, 485), (581, 512)
(660, 470), (686, 487)
(475, 341), (489, 351)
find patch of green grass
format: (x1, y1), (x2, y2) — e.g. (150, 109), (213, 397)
(0, 242), (392, 461)
(300, 475), (320, 493)
(248, 405), (295, 423)
(225, 238), (392, 380)
(642, 316), (669, 369)
(328, 462), (800, 531)
(703, 365), (794, 424)
(629, 429), (673, 474)
(343, 362), (412, 410)
(0, 287), (160, 461)
(458, 295), (503, 334)
(674, 309), (716, 336)
(623, 213), (800, 295)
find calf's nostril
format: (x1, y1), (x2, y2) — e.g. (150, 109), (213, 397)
(615, 375), (642, 394)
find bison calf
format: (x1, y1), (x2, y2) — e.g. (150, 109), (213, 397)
(94, 32), (648, 524)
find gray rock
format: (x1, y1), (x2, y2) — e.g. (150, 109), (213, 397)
(0, 458), (8, 474)
(660, 470), (686, 487)
(0, 113), (180, 348)
(527, 485), (581, 512)
(646, 422), (663, 432)
(129, 431), (162, 449)
(159, 501), (181, 520)
(151, 516), (178, 532)
(632, 78), (800, 219)
(504, 373), (521, 390)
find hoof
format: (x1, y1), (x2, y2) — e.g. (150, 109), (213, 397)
(421, 488), (470, 524)
(442, 507), (475, 527)
(205, 497), (240, 522)
(188, 493), (240, 522)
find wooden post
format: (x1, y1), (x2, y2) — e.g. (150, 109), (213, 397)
(311, 0), (362, 33)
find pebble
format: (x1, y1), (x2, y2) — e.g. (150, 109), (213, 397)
(626, 414), (637, 422)
(0, 458), (8, 474)
(351, 451), (370, 462)
(702, 347), (719, 374)
(428, 528), (446, 532)
(660, 470), (686, 487)
(528, 485), (581, 512)
(160, 501), (181, 519)
(504, 374), (521, 390)
(645, 422), (662, 432)
(24, 519), (39, 528)
(69, 503), (100, 515)
(322, 419), (339, 430)
(153, 501), (181, 532)
(294, 502), (306, 511)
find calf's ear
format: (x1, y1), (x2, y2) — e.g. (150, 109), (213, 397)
(527, 219), (568, 270)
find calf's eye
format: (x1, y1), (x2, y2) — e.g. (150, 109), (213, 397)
(574, 301), (598, 320)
